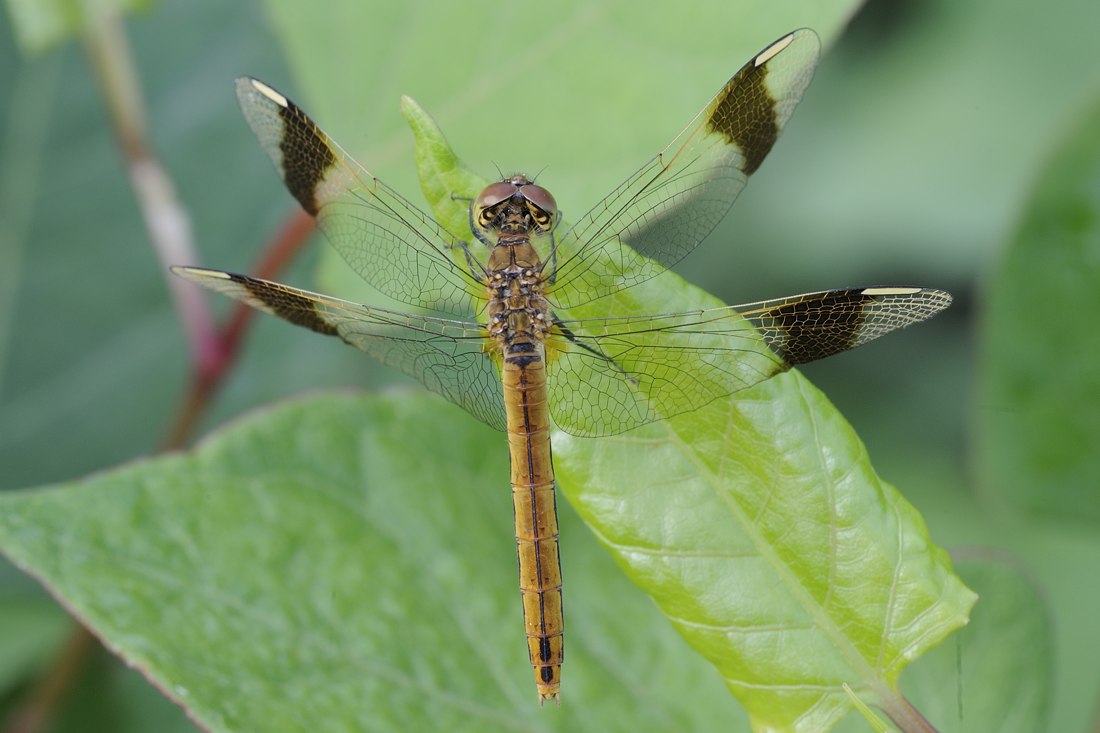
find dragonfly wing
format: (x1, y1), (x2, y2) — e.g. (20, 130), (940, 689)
(236, 78), (483, 316)
(172, 267), (506, 432)
(548, 29), (820, 310)
(547, 287), (951, 436)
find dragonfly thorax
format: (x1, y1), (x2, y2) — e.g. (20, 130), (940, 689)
(485, 243), (552, 352)
(474, 175), (558, 239)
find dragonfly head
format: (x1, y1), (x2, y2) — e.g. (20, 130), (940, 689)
(474, 175), (558, 236)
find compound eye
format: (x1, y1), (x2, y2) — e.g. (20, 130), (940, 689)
(520, 184), (558, 220)
(474, 181), (520, 213)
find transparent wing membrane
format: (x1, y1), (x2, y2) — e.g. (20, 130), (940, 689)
(547, 287), (951, 436)
(177, 32), (948, 439)
(547, 30), (820, 310)
(236, 78), (485, 316)
(171, 267), (506, 431)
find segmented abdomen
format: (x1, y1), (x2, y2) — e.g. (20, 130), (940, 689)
(502, 349), (563, 703)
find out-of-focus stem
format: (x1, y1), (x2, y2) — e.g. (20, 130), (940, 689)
(85, 6), (220, 376)
(3, 8), (314, 733)
(0, 627), (98, 733)
(160, 208), (315, 449)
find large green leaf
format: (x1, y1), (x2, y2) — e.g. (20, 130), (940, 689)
(979, 89), (1100, 522)
(0, 393), (745, 731)
(0, 380), (980, 732)
(402, 97), (976, 730)
(557, 385), (975, 731)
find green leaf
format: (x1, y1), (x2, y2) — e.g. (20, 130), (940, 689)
(556, 381), (975, 731)
(405, 88), (976, 731)
(401, 95), (488, 241)
(0, 394), (746, 732)
(979, 89), (1100, 522)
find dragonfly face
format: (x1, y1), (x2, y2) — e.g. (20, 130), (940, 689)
(171, 29), (951, 704)
(474, 176), (558, 237)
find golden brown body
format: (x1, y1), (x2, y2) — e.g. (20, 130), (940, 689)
(483, 199), (563, 702)
(504, 355), (563, 701)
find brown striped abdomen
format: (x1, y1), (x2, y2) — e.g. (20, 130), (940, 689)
(502, 352), (563, 703)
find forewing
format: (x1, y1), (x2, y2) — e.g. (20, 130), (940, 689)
(547, 287), (951, 436)
(235, 78), (483, 316)
(171, 267), (505, 431)
(549, 29), (820, 310)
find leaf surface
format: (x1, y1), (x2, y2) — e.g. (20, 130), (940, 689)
(0, 394), (744, 731)
(979, 90), (1100, 522)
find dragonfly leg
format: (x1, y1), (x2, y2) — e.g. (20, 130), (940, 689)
(447, 239), (483, 281)
(545, 222), (560, 285)
(453, 193), (495, 247)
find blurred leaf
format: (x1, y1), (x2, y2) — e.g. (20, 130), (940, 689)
(909, 480), (1100, 733)
(0, 393), (745, 732)
(979, 88), (1100, 522)
(3, 0), (149, 54)
(1006, 522), (1100, 733)
(712, 0), (1100, 298)
(891, 554), (1052, 732)
(406, 78), (976, 731)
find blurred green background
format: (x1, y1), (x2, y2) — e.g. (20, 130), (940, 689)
(1, 0), (1098, 730)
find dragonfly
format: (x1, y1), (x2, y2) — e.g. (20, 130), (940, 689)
(173, 29), (951, 704)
